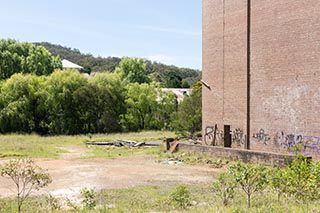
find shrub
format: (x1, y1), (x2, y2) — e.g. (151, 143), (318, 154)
(284, 155), (320, 201)
(0, 158), (52, 213)
(44, 194), (61, 211)
(268, 166), (287, 202)
(169, 185), (191, 210)
(212, 171), (236, 206)
(80, 187), (96, 210)
(228, 161), (268, 208)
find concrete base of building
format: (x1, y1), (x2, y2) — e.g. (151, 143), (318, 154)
(178, 143), (300, 166)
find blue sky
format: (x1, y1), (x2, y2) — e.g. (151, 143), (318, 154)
(0, 0), (202, 69)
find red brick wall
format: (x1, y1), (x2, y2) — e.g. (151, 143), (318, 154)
(203, 0), (320, 158)
(202, 0), (247, 147)
(202, 0), (224, 140)
(250, 0), (320, 157)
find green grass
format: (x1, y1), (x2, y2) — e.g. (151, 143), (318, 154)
(0, 134), (73, 158)
(88, 131), (176, 143)
(2, 132), (319, 212)
(0, 131), (176, 159)
(2, 183), (320, 212)
(87, 146), (163, 159)
(97, 184), (320, 213)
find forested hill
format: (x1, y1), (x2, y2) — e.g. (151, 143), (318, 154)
(35, 42), (201, 88)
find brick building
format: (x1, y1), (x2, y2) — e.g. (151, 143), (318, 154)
(202, 0), (320, 158)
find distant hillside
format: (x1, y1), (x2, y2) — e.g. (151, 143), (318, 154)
(34, 42), (121, 73)
(35, 42), (201, 88)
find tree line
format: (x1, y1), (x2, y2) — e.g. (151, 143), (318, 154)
(0, 39), (202, 135)
(35, 42), (201, 88)
(0, 70), (201, 135)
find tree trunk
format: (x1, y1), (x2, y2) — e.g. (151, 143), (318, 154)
(17, 196), (21, 213)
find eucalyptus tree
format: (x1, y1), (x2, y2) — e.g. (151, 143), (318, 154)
(0, 39), (61, 80)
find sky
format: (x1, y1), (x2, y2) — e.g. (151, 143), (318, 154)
(0, 0), (202, 70)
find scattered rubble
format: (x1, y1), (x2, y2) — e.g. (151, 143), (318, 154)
(85, 140), (160, 147)
(159, 151), (228, 168)
(160, 157), (184, 165)
(188, 139), (202, 145)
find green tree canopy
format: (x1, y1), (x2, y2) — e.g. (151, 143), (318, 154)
(121, 82), (176, 131)
(171, 82), (202, 136)
(36, 42), (202, 88)
(121, 83), (158, 131)
(0, 68), (177, 134)
(44, 69), (88, 134)
(0, 39), (62, 80)
(164, 71), (182, 88)
(0, 73), (47, 133)
(86, 72), (126, 133)
(115, 57), (150, 84)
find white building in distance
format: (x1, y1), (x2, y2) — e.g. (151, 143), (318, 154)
(62, 59), (83, 70)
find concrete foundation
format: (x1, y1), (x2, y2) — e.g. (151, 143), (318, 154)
(178, 143), (297, 166)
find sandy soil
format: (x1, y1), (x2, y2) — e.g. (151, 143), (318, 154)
(0, 147), (219, 199)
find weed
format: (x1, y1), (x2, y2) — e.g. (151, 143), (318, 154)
(169, 185), (192, 210)
(80, 187), (97, 210)
(44, 194), (61, 211)
(212, 172), (236, 206)
(66, 198), (80, 212)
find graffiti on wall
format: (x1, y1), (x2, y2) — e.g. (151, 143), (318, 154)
(302, 136), (320, 153)
(204, 126), (214, 145)
(204, 125), (224, 146)
(253, 129), (271, 145)
(204, 125), (320, 155)
(205, 125), (245, 147)
(215, 129), (224, 146)
(274, 131), (320, 153)
(232, 128), (245, 147)
(252, 129), (320, 155)
(274, 131), (300, 151)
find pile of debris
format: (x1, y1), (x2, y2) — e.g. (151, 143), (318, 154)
(163, 157), (184, 165)
(85, 140), (160, 147)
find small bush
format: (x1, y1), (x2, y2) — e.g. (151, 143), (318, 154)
(169, 185), (191, 210)
(66, 198), (80, 212)
(284, 155), (320, 201)
(212, 171), (236, 206)
(44, 194), (61, 211)
(228, 161), (269, 208)
(0, 158), (52, 213)
(268, 166), (287, 202)
(80, 187), (96, 210)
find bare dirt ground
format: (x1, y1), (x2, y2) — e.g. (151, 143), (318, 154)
(0, 147), (219, 200)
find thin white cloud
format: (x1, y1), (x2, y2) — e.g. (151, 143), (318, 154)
(103, 53), (124, 58)
(139, 26), (201, 37)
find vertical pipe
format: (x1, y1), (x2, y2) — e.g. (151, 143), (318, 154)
(222, 0), (226, 119)
(246, 0), (251, 150)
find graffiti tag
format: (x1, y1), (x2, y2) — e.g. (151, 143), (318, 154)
(253, 129), (270, 145)
(232, 128), (244, 146)
(274, 131), (320, 153)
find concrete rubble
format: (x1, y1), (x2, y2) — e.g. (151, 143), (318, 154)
(85, 140), (160, 147)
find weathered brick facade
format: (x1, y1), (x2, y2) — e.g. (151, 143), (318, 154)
(202, 0), (320, 158)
